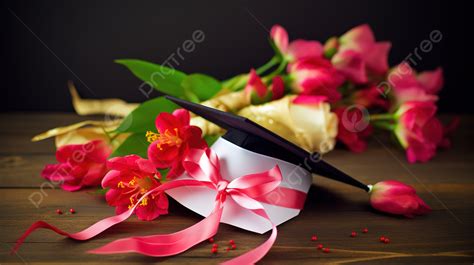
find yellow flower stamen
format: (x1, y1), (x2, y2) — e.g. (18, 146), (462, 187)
(146, 128), (183, 150)
(140, 196), (148, 206)
(146, 131), (159, 143)
(156, 128), (182, 150)
(117, 181), (125, 188)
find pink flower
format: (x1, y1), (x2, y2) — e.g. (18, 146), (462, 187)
(331, 24), (391, 83)
(270, 25), (324, 62)
(334, 107), (373, 153)
(389, 62), (443, 104)
(288, 58), (345, 103)
(102, 155), (168, 221)
(332, 50), (367, 84)
(147, 109), (207, 179)
(369, 180), (431, 218)
(244, 69), (285, 104)
(352, 86), (390, 110)
(41, 140), (111, 191)
(394, 101), (443, 163)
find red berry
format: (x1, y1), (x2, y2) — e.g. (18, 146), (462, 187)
(317, 244), (323, 250)
(323, 247), (330, 253)
(211, 247), (218, 254)
(56, 209), (62, 215)
(69, 208), (75, 214)
(231, 244), (236, 250)
(209, 237), (214, 243)
(350, 231), (357, 237)
(311, 235), (318, 241)
(383, 238), (390, 244)
(362, 228), (368, 233)
(212, 243), (218, 248)
(379, 236), (386, 242)
(229, 239), (235, 245)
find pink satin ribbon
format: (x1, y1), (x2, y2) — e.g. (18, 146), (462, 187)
(13, 148), (305, 264)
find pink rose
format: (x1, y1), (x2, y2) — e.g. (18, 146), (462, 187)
(369, 180), (431, 218)
(270, 24), (324, 62)
(288, 58), (344, 103)
(331, 24), (391, 84)
(394, 101), (443, 163)
(41, 140), (111, 191)
(102, 155), (168, 221)
(389, 62), (443, 104)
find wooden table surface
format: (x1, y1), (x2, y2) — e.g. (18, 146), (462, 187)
(0, 113), (473, 264)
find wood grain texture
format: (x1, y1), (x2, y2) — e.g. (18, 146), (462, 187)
(0, 113), (473, 264)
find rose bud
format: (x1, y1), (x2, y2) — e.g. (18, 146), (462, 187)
(244, 69), (284, 105)
(369, 180), (431, 218)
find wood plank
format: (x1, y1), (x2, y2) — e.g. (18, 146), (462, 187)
(0, 113), (473, 264)
(0, 188), (473, 264)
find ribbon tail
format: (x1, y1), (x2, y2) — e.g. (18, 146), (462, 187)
(11, 180), (200, 254)
(223, 225), (277, 265)
(11, 207), (135, 254)
(88, 201), (224, 256)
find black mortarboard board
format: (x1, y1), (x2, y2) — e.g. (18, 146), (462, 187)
(165, 95), (369, 192)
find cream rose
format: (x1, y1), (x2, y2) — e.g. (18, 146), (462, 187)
(237, 95), (338, 153)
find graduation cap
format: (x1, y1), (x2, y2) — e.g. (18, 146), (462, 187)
(165, 95), (369, 233)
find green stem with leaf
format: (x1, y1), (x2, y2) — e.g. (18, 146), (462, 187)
(222, 56), (282, 91)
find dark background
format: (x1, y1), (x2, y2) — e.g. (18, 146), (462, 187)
(1, 0), (467, 113)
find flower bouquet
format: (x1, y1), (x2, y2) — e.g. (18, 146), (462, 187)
(13, 24), (455, 263)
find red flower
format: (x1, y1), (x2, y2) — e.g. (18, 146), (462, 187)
(334, 107), (373, 153)
(41, 140), (111, 191)
(331, 24), (391, 84)
(369, 180), (431, 218)
(288, 58), (345, 103)
(147, 109), (207, 178)
(270, 24), (324, 62)
(102, 155), (168, 221)
(244, 69), (284, 104)
(395, 102), (443, 163)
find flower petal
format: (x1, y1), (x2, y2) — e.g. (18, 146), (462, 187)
(332, 50), (367, 84)
(287, 40), (323, 61)
(270, 24), (289, 54)
(155, 112), (182, 134)
(172, 109), (191, 128)
(417, 67), (443, 94)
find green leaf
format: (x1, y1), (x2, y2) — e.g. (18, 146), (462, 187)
(204, 134), (220, 146)
(87, 188), (109, 196)
(158, 168), (170, 182)
(181, 73), (222, 101)
(116, 96), (178, 133)
(115, 59), (187, 98)
(110, 133), (149, 158)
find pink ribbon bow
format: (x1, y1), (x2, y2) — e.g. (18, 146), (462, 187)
(13, 148), (305, 264)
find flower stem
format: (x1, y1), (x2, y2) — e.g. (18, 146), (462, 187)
(372, 121), (395, 131)
(370, 113), (395, 121)
(263, 59), (288, 82)
(222, 56), (281, 91)
(256, 56), (280, 75)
